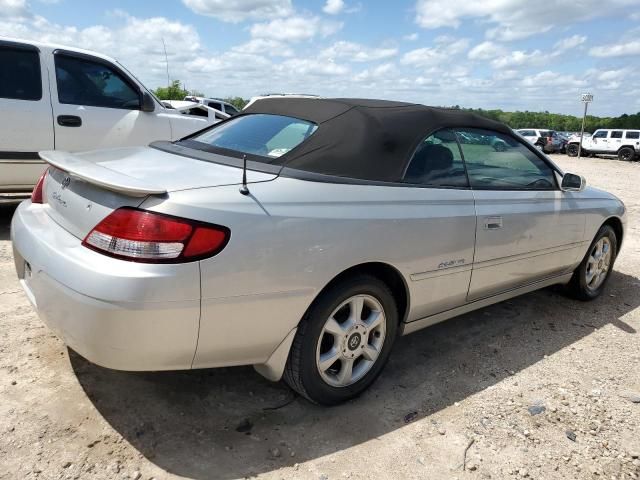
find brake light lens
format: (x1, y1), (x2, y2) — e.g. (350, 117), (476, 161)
(82, 208), (230, 263)
(31, 169), (48, 204)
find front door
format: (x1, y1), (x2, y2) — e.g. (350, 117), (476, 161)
(50, 51), (171, 152)
(454, 128), (585, 301)
(590, 130), (609, 153)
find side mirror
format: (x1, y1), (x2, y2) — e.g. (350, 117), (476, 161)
(140, 92), (156, 113)
(561, 173), (586, 192)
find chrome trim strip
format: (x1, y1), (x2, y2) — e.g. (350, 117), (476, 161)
(472, 241), (588, 270)
(410, 263), (472, 281)
(402, 272), (574, 335)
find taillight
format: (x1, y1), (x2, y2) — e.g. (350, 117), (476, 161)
(31, 168), (48, 204)
(82, 208), (230, 263)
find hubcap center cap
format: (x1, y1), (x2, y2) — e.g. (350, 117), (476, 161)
(347, 333), (362, 351)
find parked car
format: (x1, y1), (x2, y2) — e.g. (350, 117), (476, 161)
(12, 98), (626, 405)
(0, 37), (218, 194)
(516, 129), (564, 153)
(244, 93), (320, 110)
(566, 129), (640, 161)
(183, 96), (240, 116)
(162, 100), (230, 121)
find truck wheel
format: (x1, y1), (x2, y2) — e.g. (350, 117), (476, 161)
(618, 147), (635, 162)
(566, 144), (579, 157)
(283, 274), (398, 405)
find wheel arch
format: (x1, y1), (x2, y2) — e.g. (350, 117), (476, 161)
(315, 262), (411, 324)
(253, 261), (411, 382)
(603, 216), (624, 251)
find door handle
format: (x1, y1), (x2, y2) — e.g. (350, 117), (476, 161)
(484, 216), (503, 230)
(57, 115), (82, 127)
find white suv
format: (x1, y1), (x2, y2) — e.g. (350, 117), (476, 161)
(183, 96), (240, 116)
(566, 129), (640, 161)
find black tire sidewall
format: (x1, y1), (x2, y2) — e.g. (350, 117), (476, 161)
(574, 225), (617, 300)
(297, 276), (398, 405)
(567, 144), (579, 157)
(618, 147), (634, 162)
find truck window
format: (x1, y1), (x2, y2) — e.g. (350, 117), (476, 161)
(610, 131), (623, 139)
(626, 131), (640, 139)
(55, 55), (140, 110)
(0, 47), (42, 101)
(593, 131), (608, 139)
(207, 102), (223, 111)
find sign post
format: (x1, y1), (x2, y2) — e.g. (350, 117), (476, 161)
(578, 93), (593, 160)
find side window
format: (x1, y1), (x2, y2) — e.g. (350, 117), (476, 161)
(455, 128), (556, 190)
(55, 55), (140, 109)
(402, 129), (468, 188)
(225, 104), (239, 115)
(593, 130), (608, 139)
(610, 131), (623, 139)
(0, 47), (42, 101)
(208, 102), (223, 111)
(626, 131), (640, 139)
(518, 130), (535, 137)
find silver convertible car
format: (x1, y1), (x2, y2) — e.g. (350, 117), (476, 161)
(11, 98), (626, 405)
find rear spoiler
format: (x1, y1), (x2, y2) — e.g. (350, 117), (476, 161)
(38, 150), (167, 197)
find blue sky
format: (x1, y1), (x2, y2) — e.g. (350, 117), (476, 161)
(2, 0), (640, 116)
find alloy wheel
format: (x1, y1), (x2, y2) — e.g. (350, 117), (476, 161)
(315, 294), (386, 387)
(585, 237), (612, 291)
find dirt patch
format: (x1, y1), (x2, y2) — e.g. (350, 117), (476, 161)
(1, 155), (639, 480)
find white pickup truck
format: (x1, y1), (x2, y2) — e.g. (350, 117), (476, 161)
(566, 129), (640, 161)
(0, 37), (218, 194)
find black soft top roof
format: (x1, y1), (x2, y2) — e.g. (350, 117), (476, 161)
(243, 97), (513, 182)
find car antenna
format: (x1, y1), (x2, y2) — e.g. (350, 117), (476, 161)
(239, 154), (249, 195)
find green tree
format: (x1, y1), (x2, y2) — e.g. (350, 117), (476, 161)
(224, 97), (249, 110)
(153, 80), (189, 100)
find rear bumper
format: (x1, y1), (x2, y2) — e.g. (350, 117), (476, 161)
(11, 201), (201, 371)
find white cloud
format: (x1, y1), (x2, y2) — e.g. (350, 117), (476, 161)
(401, 38), (469, 68)
(590, 39), (640, 57)
(320, 41), (397, 62)
(0, 0), (29, 17)
(467, 41), (506, 60)
(250, 15), (342, 41)
(414, 0), (640, 41)
(491, 49), (545, 69)
(182, 0), (292, 23)
(521, 70), (586, 88)
(323, 0), (345, 15)
(403, 32), (419, 41)
(553, 34), (586, 53)
(279, 58), (349, 76)
(231, 38), (294, 57)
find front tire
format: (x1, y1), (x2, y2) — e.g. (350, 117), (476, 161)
(283, 274), (398, 405)
(567, 225), (617, 301)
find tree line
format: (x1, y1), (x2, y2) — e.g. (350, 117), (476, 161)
(152, 80), (248, 111)
(151, 82), (640, 132)
(453, 106), (640, 132)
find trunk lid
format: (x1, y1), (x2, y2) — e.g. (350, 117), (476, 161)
(40, 146), (276, 239)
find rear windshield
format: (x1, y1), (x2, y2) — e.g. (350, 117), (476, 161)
(190, 114), (317, 160)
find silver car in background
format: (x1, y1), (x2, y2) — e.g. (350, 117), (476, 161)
(11, 98), (626, 405)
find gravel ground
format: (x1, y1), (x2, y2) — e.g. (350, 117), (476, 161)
(1, 154), (639, 480)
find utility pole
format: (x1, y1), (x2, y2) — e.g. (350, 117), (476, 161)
(578, 93), (593, 160)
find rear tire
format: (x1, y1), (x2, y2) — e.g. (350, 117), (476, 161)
(567, 225), (617, 301)
(618, 147), (635, 162)
(283, 274), (398, 405)
(566, 144), (579, 157)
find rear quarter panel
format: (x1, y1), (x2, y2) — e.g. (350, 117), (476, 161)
(141, 176), (476, 367)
